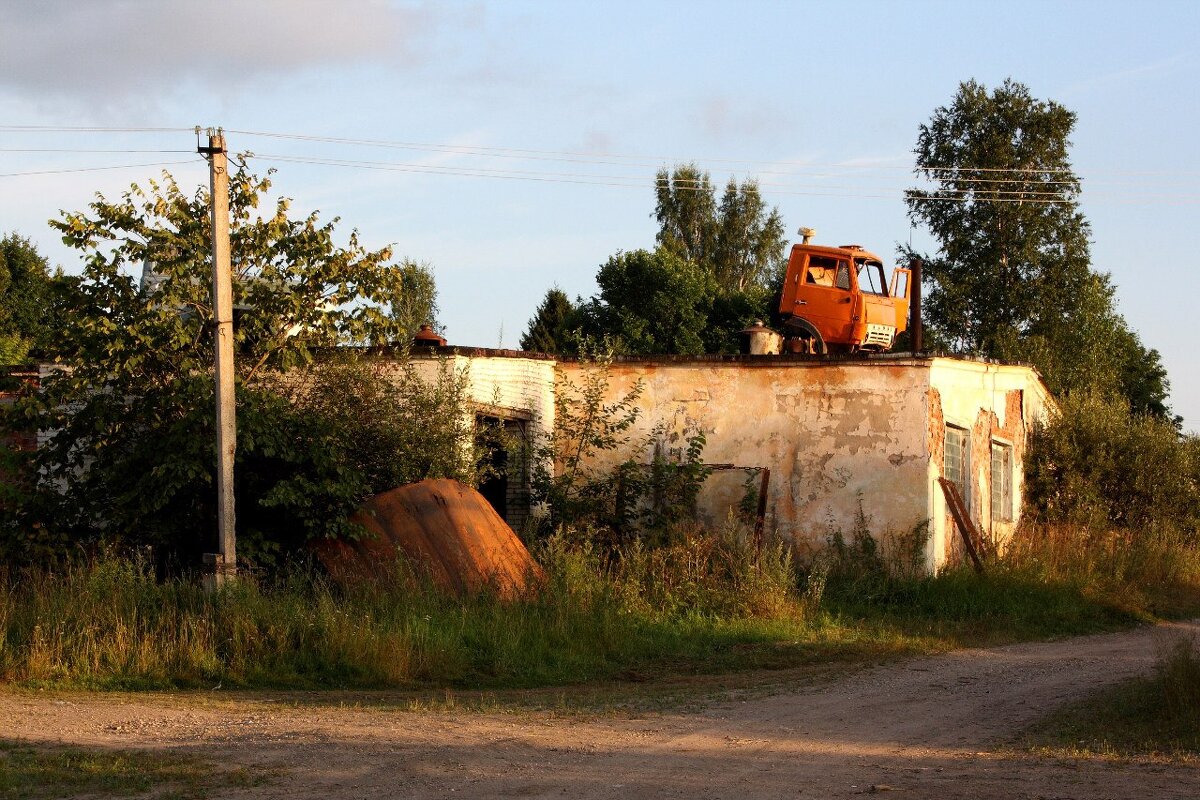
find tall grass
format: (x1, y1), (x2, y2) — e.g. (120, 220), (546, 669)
(1020, 634), (1200, 758)
(0, 526), (814, 690)
(1157, 635), (1200, 726)
(1002, 524), (1200, 617)
(816, 521), (1200, 644)
(2, 520), (1198, 691)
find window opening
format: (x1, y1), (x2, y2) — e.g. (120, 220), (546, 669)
(835, 261), (851, 290)
(990, 441), (1013, 523)
(855, 259), (888, 295)
(805, 255), (839, 287)
(944, 425), (970, 510)
(475, 414), (531, 531)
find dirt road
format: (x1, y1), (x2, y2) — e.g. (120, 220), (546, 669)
(4, 622), (1198, 799)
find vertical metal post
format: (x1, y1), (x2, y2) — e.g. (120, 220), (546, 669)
(910, 256), (923, 355)
(202, 130), (237, 584)
(753, 467), (770, 554)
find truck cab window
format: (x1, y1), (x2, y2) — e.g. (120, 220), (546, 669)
(806, 255), (838, 287)
(855, 259), (887, 295)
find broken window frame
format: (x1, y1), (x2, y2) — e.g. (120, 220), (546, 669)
(805, 254), (843, 289)
(835, 260), (851, 290)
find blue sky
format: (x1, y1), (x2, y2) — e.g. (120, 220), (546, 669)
(1, 0), (1197, 428)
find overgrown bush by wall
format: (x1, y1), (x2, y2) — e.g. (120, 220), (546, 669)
(1, 355), (489, 568)
(1024, 392), (1200, 534)
(530, 357), (728, 550)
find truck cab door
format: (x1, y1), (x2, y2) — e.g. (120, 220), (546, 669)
(789, 253), (854, 344)
(890, 268), (912, 331)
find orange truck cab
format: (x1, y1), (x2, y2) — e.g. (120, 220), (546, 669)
(777, 240), (911, 354)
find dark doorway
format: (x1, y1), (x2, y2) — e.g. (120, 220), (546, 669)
(475, 414), (531, 532)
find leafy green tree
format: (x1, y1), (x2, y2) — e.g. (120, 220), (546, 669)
(520, 287), (575, 354)
(573, 245), (775, 356)
(562, 166), (786, 356)
(389, 258), (440, 339)
(1025, 392), (1199, 533)
(5, 161), (462, 566)
(1114, 328), (1173, 421)
(0, 234), (56, 362)
(655, 164), (786, 292)
(654, 165), (717, 265)
(575, 249), (714, 355)
(711, 178), (787, 292)
(907, 79), (1092, 353)
(907, 79), (1172, 418)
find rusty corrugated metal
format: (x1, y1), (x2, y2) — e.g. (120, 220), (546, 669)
(312, 478), (541, 598)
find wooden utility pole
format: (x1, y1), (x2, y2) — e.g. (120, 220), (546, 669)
(199, 129), (237, 585)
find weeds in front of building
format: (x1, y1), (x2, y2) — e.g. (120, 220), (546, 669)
(0, 520), (1194, 691)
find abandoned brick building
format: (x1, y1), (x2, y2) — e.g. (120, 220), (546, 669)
(408, 347), (1054, 572)
(4, 345), (1053, 573)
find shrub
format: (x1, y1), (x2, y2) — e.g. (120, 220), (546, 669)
(2, 162), (443, 569)
(530, 356), (643, 536)
(2, 355), (487, 568)
(1024, 392), (1200, 534)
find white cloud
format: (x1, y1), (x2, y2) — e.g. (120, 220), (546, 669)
(0, 0), (437, 101)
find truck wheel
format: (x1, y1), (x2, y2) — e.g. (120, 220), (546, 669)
(782, 318), (828, 355)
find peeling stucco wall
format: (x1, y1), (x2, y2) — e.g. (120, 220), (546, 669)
(927, 360), (1054, 567)
(557, 359), (933, 557)
(403, 351), (557, 530)
(407, 351), (557, 445)
(398, 350), (1051, 574)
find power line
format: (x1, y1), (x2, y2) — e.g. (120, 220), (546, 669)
(0, 125), (194, 133)
(0, 127), (1195, 204)
(0, 159), (201, 179)
(251, 151), (1081, 200)
(234, 128), (1078, 183)
(0, 148), (194, 154)
(248, 152), (1096, 205)
(226, 126), (1200, 180)
(1, 125), (1194, 185)
(253, 151), (1200, 204)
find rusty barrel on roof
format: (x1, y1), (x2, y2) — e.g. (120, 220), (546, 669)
(412, 323), (447, 348)
(311, 478), (541, 599)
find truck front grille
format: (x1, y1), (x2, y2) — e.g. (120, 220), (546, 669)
(863, 324), (895, 348)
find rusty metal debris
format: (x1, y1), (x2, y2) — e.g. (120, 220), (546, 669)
(938, 477), (985, 575)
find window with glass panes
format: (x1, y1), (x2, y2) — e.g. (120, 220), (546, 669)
(990, 442), (1013, 523)
(944, 425), (970, 508)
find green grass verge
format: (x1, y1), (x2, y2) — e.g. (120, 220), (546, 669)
(0, 739), (269, 799)
(1018, 635), (1200, 762)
